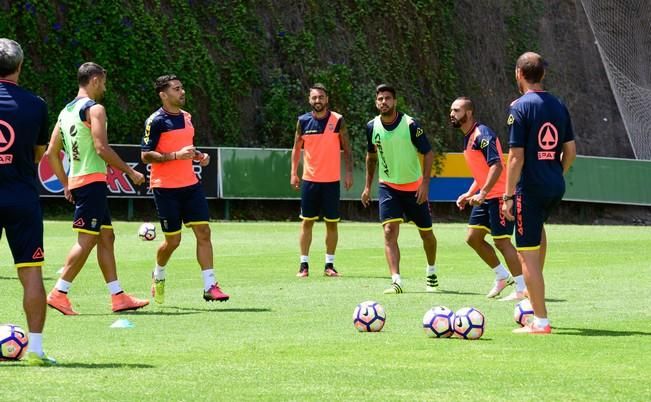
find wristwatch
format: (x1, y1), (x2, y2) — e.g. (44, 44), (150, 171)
(502, 194), (515, 201)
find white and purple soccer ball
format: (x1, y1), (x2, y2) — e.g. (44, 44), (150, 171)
(514, 298), (534, 327)
(453, 307), (485, 340)
(353, 301), (386, 332)
(423, 306), (455, 338)
(138, 222), (156, 241)
(0, 324), (28, 361)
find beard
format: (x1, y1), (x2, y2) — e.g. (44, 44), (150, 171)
(379, 105), (395, 117)
(450, 114), (467, 128)
(311, 103), (325, 113)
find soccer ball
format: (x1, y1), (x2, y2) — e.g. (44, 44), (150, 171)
(422, 306), (455, 338)
(514, 298), (534, 327)
(453, 307), (485, 340)
(353, 301), (386, 332)
(138, 222), (156, 241)
(0, 324), (28, 361)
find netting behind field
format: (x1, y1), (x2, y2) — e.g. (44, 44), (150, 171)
(581, 0), (651, 160)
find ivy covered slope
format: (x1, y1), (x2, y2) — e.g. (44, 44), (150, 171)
(0, 1), (629, 160)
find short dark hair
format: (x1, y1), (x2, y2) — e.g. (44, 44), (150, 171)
(77, 62), (106, 86)
(455, 96), (474, 112)
(0, 38), (23, 76)
(309, 83), (327, 96)
(516, 52), (545, 83)
(155, 74), (180, 93)
(376, 84), (396, 97)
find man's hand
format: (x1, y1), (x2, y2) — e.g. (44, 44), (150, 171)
(290, 174), (300, 190)
(361, 187), (371, 207)
(344, 171), (353, 190)
(468, 190), (487, 206)
(194, 151), (210, 167)
(502, 199), (515, 221)
(415, 181), (429, 205)
(129, 169), (145, 186)
(176, 145), (196, 160)
(63, 185), (74, 204)
(456, 193), (470, 210)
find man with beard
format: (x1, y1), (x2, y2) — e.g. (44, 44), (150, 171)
(450, 97), (526, 301)
(290, 83), (353, 278)
(361, 84), (438, 294)
(142, 74), (230, 304)
(45, 62), (149, 315)
(502, 52), (576, 334)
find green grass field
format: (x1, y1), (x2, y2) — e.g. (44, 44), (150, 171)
(1, 221), (650, 401)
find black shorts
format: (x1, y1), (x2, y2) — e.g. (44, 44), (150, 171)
(71, 181), (112, 234)
(300, 180), (340, 222)
(468, 198), (514, 239)
(378, 183), (432, 230)
(153, 183), (210, 235)
(0, 196), (44, 268)
(514, 192), (562, 250)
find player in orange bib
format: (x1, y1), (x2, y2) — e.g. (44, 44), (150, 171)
(290, 83), (353, 278)
(450, 97), (526, 301)
(141, 75), (229, 304)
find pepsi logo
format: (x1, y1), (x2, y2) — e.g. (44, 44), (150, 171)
(38, 151), (70, 193)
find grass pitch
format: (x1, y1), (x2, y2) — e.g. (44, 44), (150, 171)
(1, 221), (650, 401)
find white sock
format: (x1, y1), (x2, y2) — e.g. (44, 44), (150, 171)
(55, 278), (72, 293)
(154, 264), (166, 280)
(325, 254), (335, 264)
(27, 333), (43, 356)
(202, 268), (216, 291)
(300, 255), (309, 264)
(107, 280), (123, 295)
(533, 316), (549, 328)
(492, 264), (510, 280)
(426, 264), (436, 277)
(513, 275), (526, 292)
(391, 273), (401, 285)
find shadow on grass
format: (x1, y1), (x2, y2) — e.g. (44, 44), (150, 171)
(339, 275), (390, 280)
(0, 362), (154, 369)
(168, 306), (272, 313)
(555, 327), (651, 337)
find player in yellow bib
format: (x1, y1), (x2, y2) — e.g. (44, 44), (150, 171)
(361, 84), (438, 294)
(45, 62), (149, 315)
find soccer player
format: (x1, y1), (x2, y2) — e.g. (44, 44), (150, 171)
(361, 84), (438, 294)
(0, 38), (56, 365)
(141, 74), (229, 304)
(450, 97), (526, 300)
(45, 62), (149, 316)
(502, 52), (576, 334)
(290, 83), (353, 278)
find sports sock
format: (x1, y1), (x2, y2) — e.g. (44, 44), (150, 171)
(492, 264), (510, 280)
(202, 268), (216, 291)
(27, 333), (43, 356)
(391, 273), (401, 285)
(154, 264), (166, 281)
(426, 264), (436, 277)
(300, 255), (309, 264)
(325, 254), (335, 265)
(513, 275), (526, 292)
(55, 278), (72, 293)
(533, 316), (549, 328)
(107, 280), (123, 295)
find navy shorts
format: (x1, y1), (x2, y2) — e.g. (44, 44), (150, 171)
(514, 192), (562, 250)
(153, 183), (210, 234)
(0, 196), (44, 268)
(378, 183), (432, 230)
(71, 181), (112, 234)
(300, 180), (340, 222)
(468, 198), (514, 239)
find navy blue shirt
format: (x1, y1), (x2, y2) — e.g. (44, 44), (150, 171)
(365, 112), (431, 154)
(297, 111), (343, 136)
(508, 91), (574, 196)
(0, 80), (48, 201)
